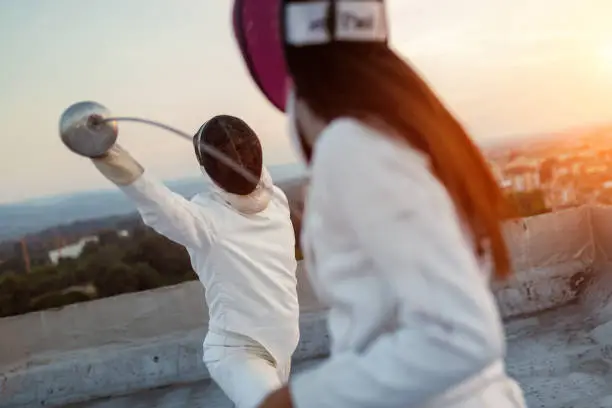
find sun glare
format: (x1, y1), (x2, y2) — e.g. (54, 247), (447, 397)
(598, 45), (612, 71)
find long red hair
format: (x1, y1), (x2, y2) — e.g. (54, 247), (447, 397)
(286, 43), (514, 278)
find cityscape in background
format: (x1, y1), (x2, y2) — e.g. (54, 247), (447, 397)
(5, 125), (612, 267)
(487, 124), (612, 214)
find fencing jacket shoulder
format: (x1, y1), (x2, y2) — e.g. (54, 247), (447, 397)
(290, 118), (525, 408)
(116, 164), (300, 364)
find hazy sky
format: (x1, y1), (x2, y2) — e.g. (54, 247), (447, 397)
(1, 0), (612, 204)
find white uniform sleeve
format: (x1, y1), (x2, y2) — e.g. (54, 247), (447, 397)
(91, 145), (215, 249)
(120, 174), (216, 249)
(290, 120), (505, 408)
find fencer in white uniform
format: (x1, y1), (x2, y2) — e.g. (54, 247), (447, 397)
(84, 115), (300, 408)
(278, 114), (527, 408)
(235, 1), (528, 407)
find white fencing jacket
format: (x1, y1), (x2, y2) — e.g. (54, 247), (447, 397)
(116, 165), (300, 364)
(290, 119), (526, 408)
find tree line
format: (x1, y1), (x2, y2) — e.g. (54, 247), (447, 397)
(0, 219), (306, 318)
(0, 226), (194, 317)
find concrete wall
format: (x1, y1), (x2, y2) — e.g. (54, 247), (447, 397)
(1, 206), (610, 407)
(1, 312), (330, 408)
(0, 263), (326, 408)
(0, 264), (323, 371)
(581, 205), (612, 326)
(495, 206), (595, 318)
(1, 281), (207, 372)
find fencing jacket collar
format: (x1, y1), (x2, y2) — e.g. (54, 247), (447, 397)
(200, 166), (273, 215)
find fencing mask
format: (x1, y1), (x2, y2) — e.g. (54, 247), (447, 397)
(232, 0), (288, 112)
(233, 0), (389, 113)
(193, 115), (263, 196)
(233, 0), (389, 162)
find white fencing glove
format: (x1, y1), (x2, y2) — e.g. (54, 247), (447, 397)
(91, 144), (144, 186)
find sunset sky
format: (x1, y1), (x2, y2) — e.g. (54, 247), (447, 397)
(1, 0), (611, 204)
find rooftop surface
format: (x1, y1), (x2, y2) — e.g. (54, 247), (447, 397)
(65, 305), (612, 408)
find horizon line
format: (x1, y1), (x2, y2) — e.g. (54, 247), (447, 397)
(0, 161), (306, 208)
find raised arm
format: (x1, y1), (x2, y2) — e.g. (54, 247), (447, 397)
(288, 120), (506, 408)
(92, 145), (215, 249)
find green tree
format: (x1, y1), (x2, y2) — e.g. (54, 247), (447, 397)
(98, 230), (122, 247)
(123, 231), (191, 281)
(132, 263), (164, 291)
(29, 291), (94, 312)
(80, 240), (100, 257)
(0, 273), (30, 317)
(0, 256), (26, 275)
(0, 217), (249, 316)
(94, 262), (140, 297)
(57, 257), (78, 270)
(83, 244), (125, 272)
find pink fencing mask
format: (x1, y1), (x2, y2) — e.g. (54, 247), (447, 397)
(233, 0), (289, 112)
(233, 0), (390, 112)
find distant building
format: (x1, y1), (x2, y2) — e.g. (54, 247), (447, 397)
(499, 179), (513, 191)
(555, 157), (584, 178)
(504, 157), (540, 192)
(548, 187), (578, 209)
(48, 236), (98, 265)
(585, 164), (608, 174)
(47, 230), (130, 264)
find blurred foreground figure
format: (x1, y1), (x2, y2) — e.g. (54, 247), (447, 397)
(80, 115), (299, 408)
(233, 0), (527, 407)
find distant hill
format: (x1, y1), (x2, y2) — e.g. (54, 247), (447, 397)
(480, 122), (612, 152)
(0, 163), (306, 242)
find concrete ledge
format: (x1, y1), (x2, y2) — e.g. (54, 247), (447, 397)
(496, 206), (595, 318)
(0, 263), (323, 370)
(64, 359), (326, 408)
(2, 257), (595, 408)
(0, 312), (328, 408)
(494, 261), (593, 319)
